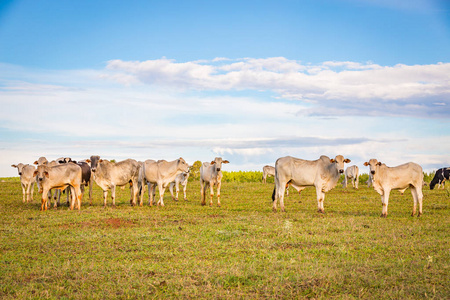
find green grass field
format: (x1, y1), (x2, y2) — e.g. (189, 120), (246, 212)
(1, 178), (449, 299)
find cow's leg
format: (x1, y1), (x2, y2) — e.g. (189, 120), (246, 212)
(200, 179), (206, 206)
(103, 190), (108, 208)
(411, 186), (423, 217)
(111, 186), (116, 207)
(28, 182), (34, 202)
(209, 183), (214, 206)
(66, 187), (71, 207)
(169, 183), (176, 201)
(381, 189), (390, 217)
(25, 183), (31, 202)
(148, 183), (156, 206)
(69, 186), (75, 210)
(263, 174), (266, 184)
(157, 183), (165, 207)
(355, 176), (359, 189)
(183, 183), (188, 201)
(216, 180), (222, 207)
(74, 185), (82, 211)
(316, 188), (325, 213)
(41, 188), (49, 211)
(175, 181), (180, 201)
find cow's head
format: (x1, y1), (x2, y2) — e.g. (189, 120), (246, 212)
(89, 156), (101, 172)
(11, 163), (25, 176)
(177, 158), (190, 173)
(34, 157), (48, 165)
(330, 155), (350, 174)
(210, 157), (229, 172)
(33, 165), (49, 188)
(364, 159), (382, 175)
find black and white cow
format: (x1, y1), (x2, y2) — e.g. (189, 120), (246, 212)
(430, 167), (450, 190)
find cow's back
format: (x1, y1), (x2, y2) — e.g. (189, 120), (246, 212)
(276, 156), (321, 186)
(378, 162), (423, 189)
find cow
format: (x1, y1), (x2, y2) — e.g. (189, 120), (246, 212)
(200, 157), (229, 206)
(429, 167), (450, 190)
(33, 163), (83, 211)
(342, 165), (359, 189)
(272, 155), (350, 213)
(140, 158), (190, 206)
(364, 159), (423, 217)
(11, 163), (36, 203)
(262, 165), (275, 183)
(169, 172), (190, 201)
(89, 156), (140, 207)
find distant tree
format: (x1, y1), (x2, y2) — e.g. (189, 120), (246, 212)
(189, 160), (203, 181)
(110, 159), (116, 163)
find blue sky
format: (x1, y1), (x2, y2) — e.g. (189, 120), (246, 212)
(1, 0), (449, 176)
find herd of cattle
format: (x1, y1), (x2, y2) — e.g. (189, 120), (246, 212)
(10, 154), (450, 217)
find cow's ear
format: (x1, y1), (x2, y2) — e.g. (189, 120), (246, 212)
(44, 171), (49, 178)
(86, 159), (91, 163)
(58, 160), (65, 164)
(210, 161), (215, 165)
(344, 159), (351, 163)
(377, 162), (382, 166)
(99, 159), (103, 163)
(330, 159), (336, 163)
(363, 162), (369, 166)
(34, 161), (38, 165)
(33, 170), (38, 177)
(11, 164), (17, 168)
(223, 160), (230, 164)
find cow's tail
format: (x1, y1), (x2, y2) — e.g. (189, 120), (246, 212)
(272, 186), (276, 202)
(137, 163), (144, 196)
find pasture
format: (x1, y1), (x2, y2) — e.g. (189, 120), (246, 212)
(0, 177), (449, 299)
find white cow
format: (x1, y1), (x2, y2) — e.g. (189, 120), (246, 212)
(89, 156), (140, 207)
(200, 157), (229, 206)
(140, 158), (190, 206)
(169, 172), (190, 201)
(262, 165), (275, 183)
(11, 163), (36, 203)
(342, 165), (359, 189)
(33, 163), (83, 211)
(364, 159), (424, 217)
(272, 155), (350, 213)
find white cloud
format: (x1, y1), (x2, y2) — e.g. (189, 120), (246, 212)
(103, 58), (450, 118)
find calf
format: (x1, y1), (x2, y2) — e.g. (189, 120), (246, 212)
(364, 159), (423, 217)
(11, 163), (36, 203)
(33, 163), (83, 211)
(342, 165), (359, 189)
(169, 172), (190, 201)
(429, 167), (450, 190)
(272, 155), (350, 213)
(262, 165), (275, 183)
(200, 157), (229, 206)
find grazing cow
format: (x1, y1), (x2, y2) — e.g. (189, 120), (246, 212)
(364, 159), (423, 217)
(272, 155), (350, 213)
(89, 156), (140, 207)
(33, 163), (83, 211)
(342, 165), (359, 189)
(429, 167), (450, 190)
(169, 172), (190, 201)
(262, 165), (275, 183)
(140, 158), (190, 206)
(200, 157), (229, 206)
(11, 163), (36, 203)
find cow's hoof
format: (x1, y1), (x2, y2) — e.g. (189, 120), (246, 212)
(317, 209), (324, 214)
(380, 214), (387, 218)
